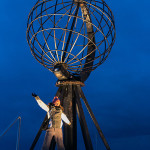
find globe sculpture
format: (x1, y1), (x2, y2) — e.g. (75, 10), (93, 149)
(27, 0), (116, 149)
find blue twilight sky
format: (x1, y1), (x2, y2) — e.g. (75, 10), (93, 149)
(0, 0), (150, 150)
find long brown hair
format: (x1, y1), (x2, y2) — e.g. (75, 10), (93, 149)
(60, 105), (64, 111)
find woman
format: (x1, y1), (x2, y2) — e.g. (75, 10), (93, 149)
(32, 93), (71, 150)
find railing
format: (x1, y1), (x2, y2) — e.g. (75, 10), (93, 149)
(0, 116), (21, 150)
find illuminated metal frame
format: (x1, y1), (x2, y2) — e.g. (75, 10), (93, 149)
(27, 0), (116, 82)
(27, 0), (116, 150)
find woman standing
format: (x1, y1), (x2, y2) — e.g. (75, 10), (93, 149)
(32, 94), (71, 150)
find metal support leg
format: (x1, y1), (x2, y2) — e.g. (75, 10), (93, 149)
(75, 85), (93, 150)
(77, 85), (111, 150)
(62, 85), (77, 150)
(30, 115), (48, 150)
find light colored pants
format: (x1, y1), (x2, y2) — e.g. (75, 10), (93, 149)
(42, 128), (65, 150)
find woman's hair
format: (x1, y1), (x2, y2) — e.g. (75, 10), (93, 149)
(60, 105), (64, 111)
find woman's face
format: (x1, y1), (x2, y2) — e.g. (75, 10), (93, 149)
(54, 101), (60, 106)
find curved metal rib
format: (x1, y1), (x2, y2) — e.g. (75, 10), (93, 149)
(79, 1), (96, 82)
